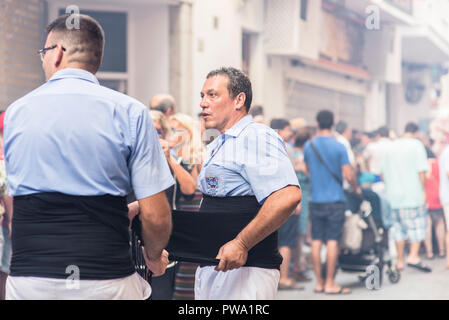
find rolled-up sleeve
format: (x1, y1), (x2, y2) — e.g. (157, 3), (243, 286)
(241, 129), (300, 203)
(128, 106), (174, 200)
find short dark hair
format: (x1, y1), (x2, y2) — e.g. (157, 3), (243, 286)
(249, 105), (264, 117)
(377, 126), (389, 138)
(294, 127), (310, 148)
(335, 121), (348, 135)
(206, 67), (252, 113)
(270, 118), (290, 131)
(405, 122), (419, 134)
(46, 14), (105, 73)
(152, 98), (175, 114)
(316, 110), (334, 130)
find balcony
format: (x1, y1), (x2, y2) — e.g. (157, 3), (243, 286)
(385, 0), (413, 15)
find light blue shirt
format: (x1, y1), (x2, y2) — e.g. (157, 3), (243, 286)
(198, 115), (300, 203)
(4, 68), (174, 199)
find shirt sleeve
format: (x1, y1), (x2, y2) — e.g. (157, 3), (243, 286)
(128, 105), (175, 200)
(241, 129), (300, 203)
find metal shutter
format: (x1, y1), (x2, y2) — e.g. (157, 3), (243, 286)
(285, 79), (365, 130)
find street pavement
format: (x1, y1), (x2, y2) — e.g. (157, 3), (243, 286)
(276, 256), (449, 300)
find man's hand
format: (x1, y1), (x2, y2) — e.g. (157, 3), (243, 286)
(215, 238), (248, 272)
(159, 139), (170, 160)
(142, 248), (170, 277)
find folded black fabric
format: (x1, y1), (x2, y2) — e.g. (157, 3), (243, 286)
(11, 193), (135, 280)
(164, 195), (282, 270)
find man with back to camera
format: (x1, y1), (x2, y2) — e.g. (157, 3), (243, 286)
(381, 122), (431, 273)
(196, 67), (302, 300)
(304, 110), (360, 295)
(4, 14), (174, 299)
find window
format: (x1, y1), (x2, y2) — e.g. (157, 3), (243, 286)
(58, 9), (128, 93)
(300, 0), (308, 21)
(242, 32), (251, 76)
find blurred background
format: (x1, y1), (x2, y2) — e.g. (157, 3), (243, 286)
(2, 0), (449, 149)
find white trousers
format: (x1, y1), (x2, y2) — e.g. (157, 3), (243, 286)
(195, 266), (280, 300)
(6, 272), (151, 300)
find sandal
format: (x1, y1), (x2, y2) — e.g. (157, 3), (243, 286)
(293, 271), (313, 282)
(278, 282), (305, 291)
(324, 287), (351, 295)
(407, 261), (432, 273)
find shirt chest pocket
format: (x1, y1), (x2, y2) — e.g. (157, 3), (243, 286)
(202, 162), (242, 197)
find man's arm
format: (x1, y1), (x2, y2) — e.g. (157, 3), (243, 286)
(3, 194), (12, 237)
(342, 164), (361, 194)
(214, 185), (301, 272)
(138, 191), (172, 276)
(419, 171), (426, 204)
(167, 155), (196, 195)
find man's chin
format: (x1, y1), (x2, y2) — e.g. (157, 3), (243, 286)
(204, 120), (215, 129)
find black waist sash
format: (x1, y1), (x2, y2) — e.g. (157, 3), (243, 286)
(11, 193), (135, 280)
(166, 195), (282, 270)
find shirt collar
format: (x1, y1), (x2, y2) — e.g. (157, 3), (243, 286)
(48, 68), (99, 85)
(223, 115), (254, 138)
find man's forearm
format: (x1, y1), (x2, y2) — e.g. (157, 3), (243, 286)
(3, 195), (12, 222)
(419, 171), (426, 191)
(236, 185), (301, 250)
(139, 192), (172, 259)
(141, 215), (171, 259)
(168, 156), (196, 195)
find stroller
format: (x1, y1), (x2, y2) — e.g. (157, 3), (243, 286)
(336, 189), (400, 288)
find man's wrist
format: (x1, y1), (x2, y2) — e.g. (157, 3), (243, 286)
(147, 249), (163, 261)
(235, 236), (250, 252)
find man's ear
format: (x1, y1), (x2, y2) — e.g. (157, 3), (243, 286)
(234, 92), (246, 111)
(54, 45), (65, 68)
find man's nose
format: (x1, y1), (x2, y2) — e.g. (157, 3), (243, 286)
(199, 98), (208, 109)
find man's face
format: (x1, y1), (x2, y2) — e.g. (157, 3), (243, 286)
(200, 75), (236, 133)
(278, 125), (293, 142)
(343, 128), (352, 141)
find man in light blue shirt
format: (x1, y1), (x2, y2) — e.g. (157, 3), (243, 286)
(4, 14), (174, 299)
(195, 67), (301, 300)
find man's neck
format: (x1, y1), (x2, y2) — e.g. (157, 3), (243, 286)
(52, 64), (95, 76)
(220, 113), (247, 134)
(402, 133), (415, 139)
(317, 129), (333, 137)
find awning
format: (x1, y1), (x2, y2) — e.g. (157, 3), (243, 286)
(401, 26), (449, 65)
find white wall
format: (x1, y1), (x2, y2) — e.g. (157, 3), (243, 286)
(388, 67), (432, 134)
(364, 26), (402, 84)
(132, 5), (170, 105)
(365, 80), (387, 131)
(191, 0), (264, 115)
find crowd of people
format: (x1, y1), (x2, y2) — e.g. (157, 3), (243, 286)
(262, 109), (449, 295)
(1, 12), (449, 300)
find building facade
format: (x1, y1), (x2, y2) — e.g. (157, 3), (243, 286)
(2, 0), (449, 134)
